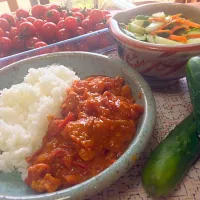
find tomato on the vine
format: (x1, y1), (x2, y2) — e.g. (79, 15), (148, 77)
(47, 4), (62, 12)
(33, 19), (45, 32)
(0, 28), (4, 38)
(71, 8), (80, 12)
(73, 12), (84, 21)
(16, 18), (27, 27)
(0, 18), (10, 31)
(1, 13), (15, 26)
(57, 20), (65, 30)
(80, 8), (91, 17)
(31, 5), (47, 19)
(41, 22), (57, 41)
(34, 41), (47, 48)
(12, 35), (25, 51)
(45, 9), (60, 24)
(16, 8), (29, 19)
(0, 37), (12, 52)
(81, 18), (92, 32)
(64, 16), (78, 32)
(95, 22), (107, 31)
(76, 27), (85, 36)
(60, 10), (67, 18)
(89, 9), (103, 24)
(27, 16), (36, 23)
(86, 32), (99, 49)
(102, 10), (110, 16)
(26, 37), (40, 49)
(56, 28), (70, 41)
(4, 31), (9, 38)
(19, 22), (36, 37)
(8, 27), (19, 39)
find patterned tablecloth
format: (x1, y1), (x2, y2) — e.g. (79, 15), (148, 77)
(86, 50), (200, 200)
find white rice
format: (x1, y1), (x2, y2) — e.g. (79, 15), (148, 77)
(0, 64), (79, 180)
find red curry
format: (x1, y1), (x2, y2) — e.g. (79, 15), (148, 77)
(25, 76), (144, 193)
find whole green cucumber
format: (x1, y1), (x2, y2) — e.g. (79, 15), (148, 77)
(142, 114), (200, 197)
(186, 56), (200, 134)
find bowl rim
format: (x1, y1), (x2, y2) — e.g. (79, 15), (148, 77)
(0, 52), (156, 200)
(109, 2), (200, 52)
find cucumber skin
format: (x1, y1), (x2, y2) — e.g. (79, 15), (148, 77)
(186, 56), (200, 134)
(142, 114), (200, 197)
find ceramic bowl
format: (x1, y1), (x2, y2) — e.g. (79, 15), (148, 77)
(0, 52), (156, 200)
(109, 3), (200, 86)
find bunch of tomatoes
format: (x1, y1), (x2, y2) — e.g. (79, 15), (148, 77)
(0, 4), (112, 58)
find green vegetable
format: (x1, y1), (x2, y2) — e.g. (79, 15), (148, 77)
(187, 38), (200, 44)
(142, 113), (200, 197)
(186, 56), (200, 134)
(154, 35), (182, 45)
(128, 22), (145, 34)
(146, 34), (155, 43)
(135, 15), (149, 20)
(121, 28), (146, 41)
(144, 22), (164, 33)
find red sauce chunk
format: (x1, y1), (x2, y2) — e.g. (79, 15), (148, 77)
(25, 76), (144, 193)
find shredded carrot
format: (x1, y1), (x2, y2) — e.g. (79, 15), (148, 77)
(171, 13), (182, 20)
(148, 17), (166, 22)
(171, 25), (190, 34)
(175, 18), (200, 28)
(152, 29), (172, 35)
(187, 34), (200, 39)
(168, 35), (187, 43)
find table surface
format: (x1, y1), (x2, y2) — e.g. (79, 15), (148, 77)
(85, 50), (199, 200)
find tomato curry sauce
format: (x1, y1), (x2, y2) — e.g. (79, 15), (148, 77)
(25, 76), (144, 193)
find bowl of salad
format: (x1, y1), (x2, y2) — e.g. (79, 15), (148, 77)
(108, 3), (200, 86)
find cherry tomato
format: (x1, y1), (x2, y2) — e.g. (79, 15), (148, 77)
(77, 41), (89, 51)
(0, 37), (12, 52)
(25, 37), (40, 49)
(60, 10), (67, 18)
(34, 41), (47, 48)
(27, 16), (36, 23)
(8, 27), (19, 39)
(102, 10), (110, 16)
(95, 22), (107, 31)
(45, 9), (60, 24)
(76, 27), (85, 36)
(71, 8), (80, 12)
(0, 18), (10, 31)
(12, 35), (25, 51)
(47, 4), (62, 12)
(105, 14), (112, 21)
(31, 5), (47, 19)
(33, 19), (45, 32)
(16, 8), (29, 18)
(57, 20), (65, 30)
(64, 16), (78, 32)
(19, 22), (36, 37)
(56, 28), (70, 41)
(63, 10), (73, 19)
(81, 18), (92, 32)
(80, 8), (91, 18)
(89, 9), (103, 24)
(73, 12), (84, 21)
(0, 28), (4, 38)
(16, 18), (27, 27)
(4, 31), (9, 38)
(41, 22), (57, 41)
(1, 13), (15, 26)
